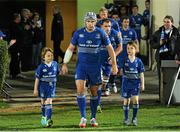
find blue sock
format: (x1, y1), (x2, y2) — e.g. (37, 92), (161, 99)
(97, 88), (102, 106)
(77, 95), (86, 118)
(46, 104), (52, 120)
(133, 104), (139, 120)
(41, 105), (46, 117)
(90, 96), (98, 119)
(123, 105), (129, 120)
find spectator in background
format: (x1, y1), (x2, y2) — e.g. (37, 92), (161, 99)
(8, 13), (22, 79)
(32, 12), (44, 68)
(150, 15), (179, 98)
(142, 0), (150, 40)
(20, 8), (33, 72)
(51, 5), (64, 63)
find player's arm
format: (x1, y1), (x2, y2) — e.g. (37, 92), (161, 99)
(114, 43), (122, 56)
(61, 43), (75, 75)
(106, 44), (118, 75)
(140, 72), (145, 92)
(33, 78), (39, 96)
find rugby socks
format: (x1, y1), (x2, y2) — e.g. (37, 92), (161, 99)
(97, 87), (102, 106)
(41, 104), (46, 117)
(46, 104), (52, 120)
(123, 105), (129, 120)
(90, 96), (98, 119)
(77, 95), (86, 118)
(132, 104), (139, 120)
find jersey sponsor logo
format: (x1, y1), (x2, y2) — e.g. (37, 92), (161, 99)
(79, 34), (84, 38)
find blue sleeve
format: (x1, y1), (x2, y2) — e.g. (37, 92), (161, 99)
(70, 30), (79, 46)
(138, 59), (145, 73)
(35, 64), (42, 79)
(132, 29), (138, 41)
(100, 29), (111, 46)
(112, 21), (120, 32)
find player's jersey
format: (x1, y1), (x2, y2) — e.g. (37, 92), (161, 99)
(130, 14), (144, 41)
(118, 27), (138, 67)
(35, 61), (60, 89)
(122, 57), (145, 80)
(96, 18), (120, 32)
(143, 9), (150, 26)
(100, 29), (122, 64)
(71, 27), (110, 65)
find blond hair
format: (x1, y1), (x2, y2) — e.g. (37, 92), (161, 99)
(41, 47), (53, 60)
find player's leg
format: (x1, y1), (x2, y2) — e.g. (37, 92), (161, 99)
(123, 98), (130, 125)
(131, 95), (139, 126)
(90, 85), (99, 127)
(76, 79), (87, 128)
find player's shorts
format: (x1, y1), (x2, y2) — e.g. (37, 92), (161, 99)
(121, 77), (140, 98)
(101, 62), (112, 77)
(38, 82), (56, 99)
(75, 63), (102, 86)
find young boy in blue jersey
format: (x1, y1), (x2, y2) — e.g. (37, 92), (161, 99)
(97, 18), (122, 112)
(120, 41), (145, 126)
(33, 47), (60, 127)
(61, 12), (117, 128)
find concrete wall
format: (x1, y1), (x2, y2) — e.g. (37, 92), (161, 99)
(77, 0), (113, 28)
(151, 0), (180, 30)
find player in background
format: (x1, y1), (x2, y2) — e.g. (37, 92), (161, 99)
(61, 12), (117, 128)
(118, 16), (139, 86)
(120, 41), (144, 126)
(97, 19), (122, 113)
(33, 47), (60, 127)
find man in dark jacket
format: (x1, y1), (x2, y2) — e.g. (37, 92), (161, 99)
(51, 6), (64, 62)
(150, 15), (179, 98)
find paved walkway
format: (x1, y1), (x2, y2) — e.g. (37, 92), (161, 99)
(3, 61), (159, 108)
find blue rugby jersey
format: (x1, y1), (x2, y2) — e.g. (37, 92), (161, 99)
(118, 27), (138, 60)
(122, 57), (145, 80)
(71, 27), (111, 64)
(96, 18), (120, 32)
(143, 9), (150, 26)
(130, 14), (144, 41)
(100, 28), (122, 64)
(35, 61), (60, 88)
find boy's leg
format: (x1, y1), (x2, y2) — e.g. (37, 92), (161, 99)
(132, 96), (139, 126)
(123, 98), (130, 125)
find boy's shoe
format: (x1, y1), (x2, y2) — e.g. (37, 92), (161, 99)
(112, 83), (117, 93)
(79, 117), (87, 128)
(123, 119), (130, 126)
(41, 116), (47, 127)
(132, 118), (137, 126)
(90, 118), (98, 127)
(47, 119), (53, 127)
(97, 105), (102, 113)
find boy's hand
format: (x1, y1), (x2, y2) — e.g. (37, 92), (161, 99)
(33, 89), (38, 96)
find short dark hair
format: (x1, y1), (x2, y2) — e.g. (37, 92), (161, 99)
(164, 15), (174, 23)
(102, 18), (111, 24)
(121, 16), (129, 22)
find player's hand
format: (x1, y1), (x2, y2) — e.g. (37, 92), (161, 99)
(112, 64), (118, 75)
(61, 63), (68, 75)
(141, 85), (145, 93)
(33, 89), (38, 96)
(9, 39), (16, 46)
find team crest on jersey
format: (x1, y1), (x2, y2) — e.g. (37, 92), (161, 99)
(79, 34), (84, 38)
(86, 40), (92, 44)
(43, 69), (47, 72)
(129, 31), (133, 35)
(95, 33), (101, 39)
